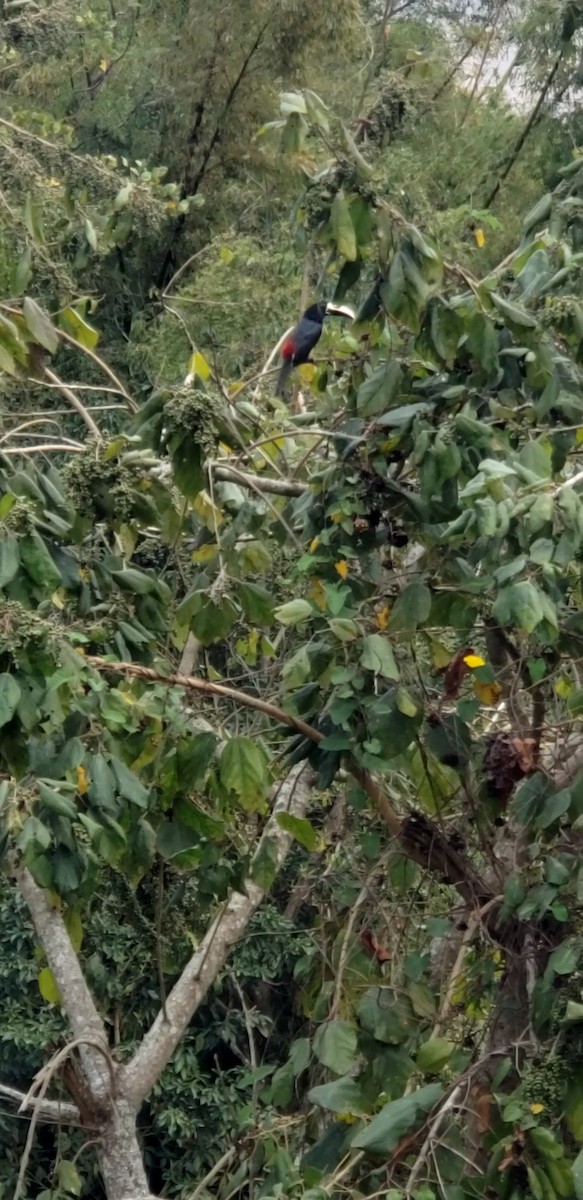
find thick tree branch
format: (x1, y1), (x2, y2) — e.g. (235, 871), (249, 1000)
(0, 1082), (80, 1124)
(120, 762), (314, 1107)
(212, 464), (307, 496)
(11, 860), (111, 1099)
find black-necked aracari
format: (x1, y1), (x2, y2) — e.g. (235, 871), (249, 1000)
(275, 301), (354, 395)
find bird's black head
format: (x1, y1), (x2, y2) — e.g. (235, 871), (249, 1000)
(303, 302), (328, 324)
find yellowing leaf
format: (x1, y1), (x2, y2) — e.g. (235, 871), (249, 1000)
(192, 543), (219, 564)
(463, 653), (486, 668)
(76, 766), (89, 796)
(165, 200), (177, 211)
(335, 559), (349, 579)
(298, 362), (316, 384)
(575, 427), (583, 445)
(330, 511), (343, 524)
(99, 57), (108, 71)
(307, 578), (327, 611)
(193, 490), (223, 532)
(51, 589), (65, 610)
(555, 676), (573, 699)
(187, 350), (211, 381)
(337, 1112), (357, 1124)
(218, 441), (233, 455)
(309, 536), (320, 552)
(376, 605), (390, 630)
(219, 245), (235, 264)
(430, 641), (452, 670)
(475, 228), (486, 248)
(530, 1103), (545, 1115)
(473, 680), (502, 706)
(38, 966), (61, 1005)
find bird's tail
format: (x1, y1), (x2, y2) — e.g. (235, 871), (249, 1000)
(275, 358), (293, 396)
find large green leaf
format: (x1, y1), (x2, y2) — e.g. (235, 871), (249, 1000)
(351, 1083), (443, 1153)
(313, 1020), (358, 1075)
(331, 191), (357, 261)
(360, 634), (399, 680)
(220, 736), (268, 810)
(308, 1076), (367, 1116)
(0, 674), (21, 728)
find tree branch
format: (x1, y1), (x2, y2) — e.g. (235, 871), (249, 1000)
(120, 762), (314, 1107)
(212, 464), (307, 496)
(0, 1082), (80, 1124)
(11, 860), (111, 1099)
(42, 368), (102, 439)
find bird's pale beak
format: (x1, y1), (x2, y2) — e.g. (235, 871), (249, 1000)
(325, 303), (355, 319)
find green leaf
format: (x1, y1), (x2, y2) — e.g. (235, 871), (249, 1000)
(276, 812), (319, 851)
(331, 191), (357, 262)
(24, 194), (45, 244)
(237, 582), (274, 626)
(493, 581), (545, 634)
(360, 634), (400, 680)
(357, 362), (402, 417)
(38, 966), (61, 1005)
(22, 296), (59, 353)
(308, 1076), (367, 1115)
(20, 531), (62, 591)
(37, 782), (77, 820)
(0, 535), (19, 588)
(274, 599), (313, 626)
(548, 938), (581, 976)
(13, 246), (32, 295)
(110, 757), (149, 807)
(57, 1160), (82, 1197)
(0, 674), (21, 728)
(358, 986), (416, 1044)
(156, 820), (200, 860)
(574, 1149), (583, 1200)
(190, 596), (238, 646)
(351, 1083), (444, 1153)
(313, 1020), (358, 1075)
(490, 291), (537, 328)
(566, 1076), (583, 1142)
(220, 736), (268, 811)
(250, 835), (278, 890)
(111, 568), (157, 595)
(389, 583), (431, 636)
(416, 1038), (454, 1074)
(60, 306), (100, 350)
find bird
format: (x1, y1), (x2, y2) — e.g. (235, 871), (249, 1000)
(275, 301), (354, 395)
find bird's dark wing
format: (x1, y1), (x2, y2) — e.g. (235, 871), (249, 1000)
(291, 317), (324, 364)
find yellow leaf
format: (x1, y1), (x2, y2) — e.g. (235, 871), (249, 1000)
(330, 511), (343, 524)
(165, 200), (177, 211)
(337, 1112), (357, 1124)
(187, 350), (211, 381)
(576, 427), (583, 445)
(131, 742), (160, 771)
(99, 57), (108, 71)
(76, 766), (89, 796)
(307, 578), (327, 611)
(65, 908), (83, 952)
(193, 489), (223, 532)
(218, 441), (233, 455)
(555, 676), (572, 699)
(219, 245), (235, 264)
(475, 228), (486, 248)
(51, 589), (65, 610)
(530, 1103), (545, 1115)
(463, 653), (486, 668)
(298, 362), (316, 385)
(192, 543), (219, 564)
(335, 559), (349, 579)
(376, 605), (390, 631)
(309, 536), (320, 553)
(38, 966), (61, 1005)
(473, 680), (502, 706)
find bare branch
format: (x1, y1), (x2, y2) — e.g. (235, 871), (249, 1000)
(0, 1082), (80, 1124)
(42, 368), (102, 438)
(211, 463), (307, 497)
(120, 763), (314, 1106)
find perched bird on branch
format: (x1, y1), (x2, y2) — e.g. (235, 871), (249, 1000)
(275, 301), (354, 395)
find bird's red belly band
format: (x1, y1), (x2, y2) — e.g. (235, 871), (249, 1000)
(281, 338), (295, 360)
